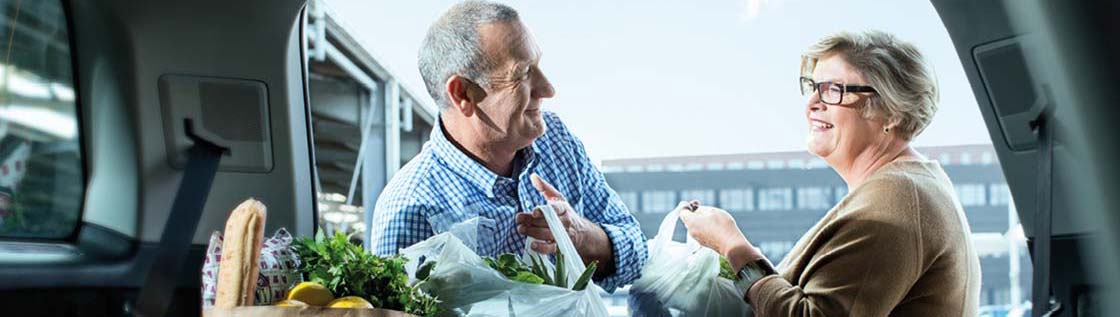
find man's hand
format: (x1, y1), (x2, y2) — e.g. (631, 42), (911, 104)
(515, 174), (615, 276)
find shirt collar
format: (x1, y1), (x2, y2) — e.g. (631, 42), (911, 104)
(430, 116), (540, 198)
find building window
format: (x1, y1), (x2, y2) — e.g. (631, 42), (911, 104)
(766, 160), (785, 169)
(719, 188), (754, 212)
(797, 187), (833, 210)
(617, 191), (639, 212)
(939, 153), (952, 165)
(747, 161), (765, 170)
(956, 184), (987, 206)
(989, 183), (1012, 206)
(788, 159), (805, 169)
(0, 0), (83, 240)
(758, 188), (793, 211)
(758, 240), (796, 262)
(834, 186), (849, 204)
(807, 159), (828, 169)
(641, 190), (676, 214)
(960, 152), (973, 165)
(679, 189), (715, 206)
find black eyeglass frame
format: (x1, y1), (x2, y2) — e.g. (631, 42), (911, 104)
(799, 76), (878, 105)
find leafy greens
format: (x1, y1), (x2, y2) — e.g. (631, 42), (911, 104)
(292, 231), (440, 316)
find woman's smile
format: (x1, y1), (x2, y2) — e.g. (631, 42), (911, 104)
(810, 118), (834, 132)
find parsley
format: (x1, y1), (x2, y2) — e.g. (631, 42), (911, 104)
(292, 231), (440, 316)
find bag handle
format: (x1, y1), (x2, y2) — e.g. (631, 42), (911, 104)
(651, 202), (702, 253)
(522, 202), (590, 288)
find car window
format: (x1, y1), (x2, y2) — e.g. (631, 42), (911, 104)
(0, 0), (82, 239)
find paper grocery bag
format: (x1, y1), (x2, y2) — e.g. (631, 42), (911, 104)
(202, 228), (302, 307)
(204, 307), (417, 317)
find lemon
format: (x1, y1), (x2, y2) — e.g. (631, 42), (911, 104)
(274, 299), (309, 307)
(327, 296), (374, 309)
(286, 281), (334, 306)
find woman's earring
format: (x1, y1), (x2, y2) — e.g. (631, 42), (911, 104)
(883, 127), (891, 134)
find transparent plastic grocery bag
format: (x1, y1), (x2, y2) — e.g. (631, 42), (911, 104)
(630, 202), (751, 316)
(400, 217), (517, 312)
(473, 202), (608, 317)
(400, 203), (608, 317)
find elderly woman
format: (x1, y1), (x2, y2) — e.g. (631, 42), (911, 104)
(680, 31), (981, 316)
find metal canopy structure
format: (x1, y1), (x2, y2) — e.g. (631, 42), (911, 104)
(304, 0), (437, 239)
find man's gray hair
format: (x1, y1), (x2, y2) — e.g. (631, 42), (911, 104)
(419, 0), (519, 109)
(801, 30), (939, 140)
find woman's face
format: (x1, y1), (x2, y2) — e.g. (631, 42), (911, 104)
(804, 54), (885, 162)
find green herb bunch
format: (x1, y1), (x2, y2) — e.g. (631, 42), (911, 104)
(719, 256), (740, 281)
(292, 231), (440, 316)
(485, 253), (546, 285)
(419, 250), (597, 291)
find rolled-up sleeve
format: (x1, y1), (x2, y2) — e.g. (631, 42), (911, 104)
(560, 121), (648, 291)
(595, 215), (648, 291)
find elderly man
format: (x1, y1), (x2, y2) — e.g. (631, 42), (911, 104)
(369, 0), (647, 290)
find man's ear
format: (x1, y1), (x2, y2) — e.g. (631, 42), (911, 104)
(445, 75), (486, 117)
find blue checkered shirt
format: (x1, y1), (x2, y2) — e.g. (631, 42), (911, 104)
(369, 111), (647, 291)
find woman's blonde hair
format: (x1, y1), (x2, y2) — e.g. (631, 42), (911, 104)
(801, 30), (938, 140)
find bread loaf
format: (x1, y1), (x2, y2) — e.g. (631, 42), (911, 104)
(214, 198), (267, 308)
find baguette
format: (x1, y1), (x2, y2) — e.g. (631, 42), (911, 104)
(214, 198), (267, 308)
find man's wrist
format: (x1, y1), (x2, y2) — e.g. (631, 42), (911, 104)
(584, 222), (615, 278)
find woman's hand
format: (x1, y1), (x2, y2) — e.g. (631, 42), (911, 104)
(679, 205), (764, 271)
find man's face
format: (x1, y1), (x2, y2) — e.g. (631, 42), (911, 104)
(472, 20), (555, 150)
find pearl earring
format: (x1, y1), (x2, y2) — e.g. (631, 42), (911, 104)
(883, 127), (890, 133)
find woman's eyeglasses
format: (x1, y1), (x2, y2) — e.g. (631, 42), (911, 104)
(799, 76), (878, 105)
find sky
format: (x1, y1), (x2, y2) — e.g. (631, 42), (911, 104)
(323, 0), (992, 161)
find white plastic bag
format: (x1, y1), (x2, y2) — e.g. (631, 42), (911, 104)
(401, 204), (608, 317)
(400, 218), (517, 311)
(631, 202), (751, 316)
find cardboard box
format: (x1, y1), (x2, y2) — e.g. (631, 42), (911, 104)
(204, 306), (416, 317)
